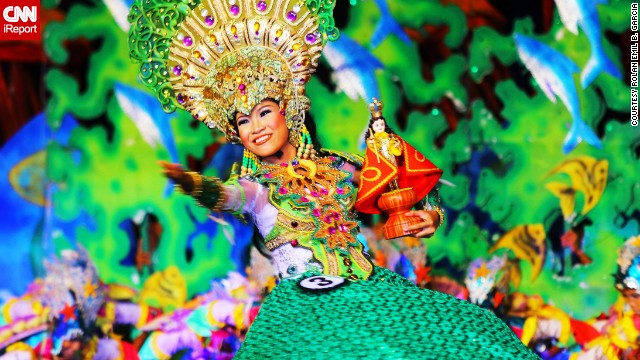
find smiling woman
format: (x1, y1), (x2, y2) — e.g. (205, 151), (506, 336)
(129, 0), (538, 358)
(235, 99), (297, 164)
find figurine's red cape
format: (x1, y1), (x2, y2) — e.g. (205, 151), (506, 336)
(355, 139), (442, 214)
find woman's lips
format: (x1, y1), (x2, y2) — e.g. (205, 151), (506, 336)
(254, 134), (271, 145)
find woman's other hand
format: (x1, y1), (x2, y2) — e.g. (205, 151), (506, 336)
(159, 161), (196, 193)
(404, 210), (441, 238)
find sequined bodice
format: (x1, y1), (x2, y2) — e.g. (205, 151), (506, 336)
(253, 156), (373, 280)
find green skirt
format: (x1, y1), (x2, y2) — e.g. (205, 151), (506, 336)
(236, 267), (538, 359)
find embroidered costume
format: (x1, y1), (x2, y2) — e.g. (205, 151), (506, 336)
(128, 0), (537, 357)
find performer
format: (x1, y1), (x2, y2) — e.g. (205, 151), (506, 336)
(128, 0), (537, 357)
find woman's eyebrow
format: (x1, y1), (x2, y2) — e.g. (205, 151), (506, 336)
(255, 104), (272, 113)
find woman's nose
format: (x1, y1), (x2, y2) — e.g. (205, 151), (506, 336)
(251, 117), (265, 133)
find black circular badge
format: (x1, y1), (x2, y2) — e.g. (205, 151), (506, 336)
(298, 275), (346, 292)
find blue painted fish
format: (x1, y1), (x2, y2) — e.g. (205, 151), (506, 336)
(323, 34), (384, 104)
(554, 0), (621, 88)
(114, 82), (180, 197)
(514, 33), (602, 154)
(370, 0), (412, 47)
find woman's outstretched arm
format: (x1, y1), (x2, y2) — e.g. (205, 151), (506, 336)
(159, 160), (266, 218)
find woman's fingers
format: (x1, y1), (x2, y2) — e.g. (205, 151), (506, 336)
(158, 161), (184, 179)
(404, 210), (437, 238)
(414, 228), (436, 238)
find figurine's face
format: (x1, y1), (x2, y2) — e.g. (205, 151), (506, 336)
(622, 288), (640, 314)
(372, 119), (386, 134)
(237, 99), (295, 162)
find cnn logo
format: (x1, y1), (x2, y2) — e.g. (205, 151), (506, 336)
(1, 1), (40, 41)
(3, 6), (37, 22)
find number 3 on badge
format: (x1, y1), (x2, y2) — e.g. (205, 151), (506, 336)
(299, 275), (345, 291)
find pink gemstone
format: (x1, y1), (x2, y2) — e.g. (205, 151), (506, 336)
(328, 227), (336, 235)
(300, 196), (309, 203)
(230, 4), (239, 15)
(264, 173), (273, 179)
(278, 187), (288, 195)
(290, 239), (298, 246)
(336, 188), (345, 195)
(312, 209), (321, 217)
(324, 215), (332, 224)
(333, 212), (341, 220)
(256, 0), (267, 12)
(238, 84), (246, 91)
(339, 224), (349, 233)
(280, 162), (287, 167)
(311, 191), (319, 197)
(329, 156), (337, 161)
(320, 188), (329, 195)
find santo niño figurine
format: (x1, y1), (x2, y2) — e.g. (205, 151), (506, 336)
(355, 98), (444, 239)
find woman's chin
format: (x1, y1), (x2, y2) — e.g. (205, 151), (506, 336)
(250, 146), (276, 159)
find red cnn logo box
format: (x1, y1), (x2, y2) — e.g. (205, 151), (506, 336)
(0, 0), (40, 41)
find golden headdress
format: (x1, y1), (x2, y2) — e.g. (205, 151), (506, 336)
(128, 0), (340, 144)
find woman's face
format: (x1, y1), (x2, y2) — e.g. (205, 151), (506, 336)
(372, 118), (386, 133)
(236, 100), (292, 160)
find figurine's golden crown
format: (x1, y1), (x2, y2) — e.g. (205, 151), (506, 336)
(129, 0), (339, 143)
(369, 97), (384, 119)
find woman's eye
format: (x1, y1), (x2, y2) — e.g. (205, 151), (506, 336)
(237, 118), (249, 126)
(260, 109), (272, 117)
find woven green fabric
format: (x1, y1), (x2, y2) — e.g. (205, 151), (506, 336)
(236, 267), (539, 359)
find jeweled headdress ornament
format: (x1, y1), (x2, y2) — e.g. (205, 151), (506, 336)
(128, 0), (340, 144)
(615, 235), (640, 293)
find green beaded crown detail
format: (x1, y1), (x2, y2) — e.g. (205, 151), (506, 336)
(128, 0), (340, 143)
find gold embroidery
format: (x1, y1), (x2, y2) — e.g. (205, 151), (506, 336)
(326, 252), (339, 276)
(361, 167), (382, 182)
(403, 141), (440, 174)
(350, 246), (373, 273)
(357, 150), (397, 204)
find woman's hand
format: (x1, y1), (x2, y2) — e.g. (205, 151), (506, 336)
(404, 210), (441, 238)
(159, 161), (196, 192)
(159, 160), (184, 181)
